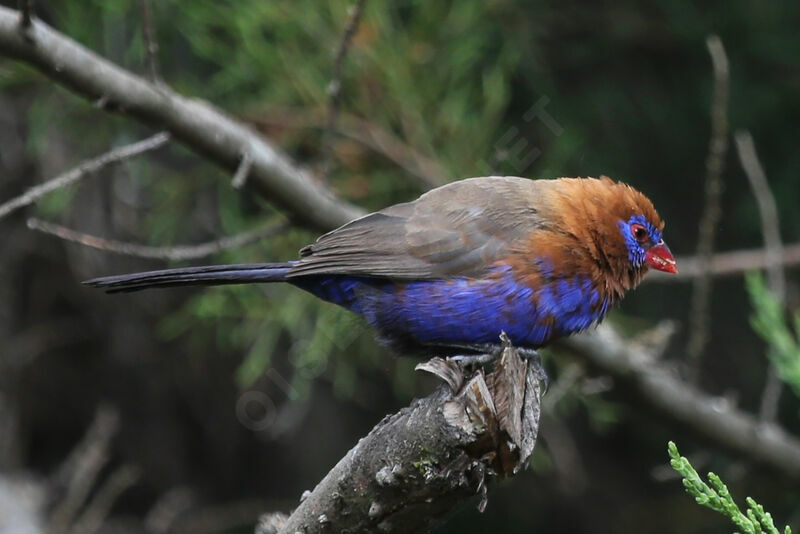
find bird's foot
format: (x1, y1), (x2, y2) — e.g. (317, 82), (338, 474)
(447, 352), (499, 367)
(432, 341), (548, 391)
(515, 347), (549, 393)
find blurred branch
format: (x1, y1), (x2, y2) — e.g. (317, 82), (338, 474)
(145, 487), (195, 534)
(321, 0), (367, 177)
(735, 130), (786, 422)
(251, 109), (449, 188)
(736, 131), (785, 302)
(48, 405), (120, 534)
(4, 317), (90, 368)
(561, 324), (800, 479)
(17, 0), (32, 29)
(0, 393), (22, 470)
(686, 34), (730, 381)
(138, 0), (160, 83)
(27, 217), (288, 261)
(68, 465), (140, 534)
(231, 151), (254, 189)
(648, 244), (800, 282)
(0, 132), (170, 221)
(0, 6), (364, 232)
(261, 336), (543, 534)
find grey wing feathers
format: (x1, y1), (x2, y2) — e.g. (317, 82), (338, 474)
(288, 176), (548, 280)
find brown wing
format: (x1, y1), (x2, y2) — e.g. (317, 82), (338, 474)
(287, 176), (552, 280)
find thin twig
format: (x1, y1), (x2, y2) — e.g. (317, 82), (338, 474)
(250, 109), (449, 188)
(138, 0), (160, 82)
(69, 465), (140, 534)
(686, 34), (730, 382)
(145, 487), (196, 534)
(17, 0), (32, 29)
(48, 406), (120, 533)
(27, 218), (288, 261)
(735, 130), (786, 422)
(320, 0), (367, 177)
(736, 131), (785, 300)
(0, 132), (170, 221)
(231, 151), (253, 189)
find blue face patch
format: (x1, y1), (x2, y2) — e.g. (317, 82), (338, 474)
(617, 215), (662, 268)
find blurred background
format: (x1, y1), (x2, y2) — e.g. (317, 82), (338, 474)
(1, 1), (799, 533)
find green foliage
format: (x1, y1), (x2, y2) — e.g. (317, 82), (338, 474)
(745, 272), (800, 396)
(668, 442), (791, 534)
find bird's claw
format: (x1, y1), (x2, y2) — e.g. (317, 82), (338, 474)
(446, 346), (549, 393)
(447, 352), (498, 367)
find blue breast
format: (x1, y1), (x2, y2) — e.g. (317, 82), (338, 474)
(292, 266), (609, 349)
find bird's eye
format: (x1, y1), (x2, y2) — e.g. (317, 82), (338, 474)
(631, 223), (649, 243)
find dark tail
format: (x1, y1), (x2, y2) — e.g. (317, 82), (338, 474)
(83, 263), (293, 293)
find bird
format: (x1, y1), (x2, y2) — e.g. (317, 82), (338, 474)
(84, 176), (677, 363)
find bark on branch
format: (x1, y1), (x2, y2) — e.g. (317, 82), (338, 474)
(0, 6), (364, 232)
(562, 324), (800, 479)
(258, 335), (543, 534)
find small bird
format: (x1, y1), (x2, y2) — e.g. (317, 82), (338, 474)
(85, 176), (677, 361)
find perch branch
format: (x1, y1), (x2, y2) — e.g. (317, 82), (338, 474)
(27, 218), (288, 261)
(561, 324), (800, 479)
(735, 130), (786, 422)
(0, 6), (364, 232)
(0, 132), (169, 221)
(686, 34), (730, 381)
(260, 335), (543, 534)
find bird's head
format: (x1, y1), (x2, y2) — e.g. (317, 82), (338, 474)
(545, 177), (677, 295)
(595, 178), (678, 290)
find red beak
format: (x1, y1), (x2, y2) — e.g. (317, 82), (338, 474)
(645, 240), (678, 274)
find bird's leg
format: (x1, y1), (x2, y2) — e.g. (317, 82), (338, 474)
(425, 342), (503, 367)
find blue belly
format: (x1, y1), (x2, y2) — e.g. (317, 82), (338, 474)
(292, 268), (609, 349)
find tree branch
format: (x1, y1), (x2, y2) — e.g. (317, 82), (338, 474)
(561, 324), (800, 479)
(320, 0), (368, 177)
(26, 217), (287, 261)
(231, 151), (254, 190)
(0, 6), (364, 232)
(649, 244), (800, 282)
(260, 336), (543, 534)
(138, 0), (160, 83)
(250, 109), (449, 188)
(735, 131), (785, 301)
(0, 132), (170, 221)
(735, 130), (786, 422)
(686, 34), (731, 381)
